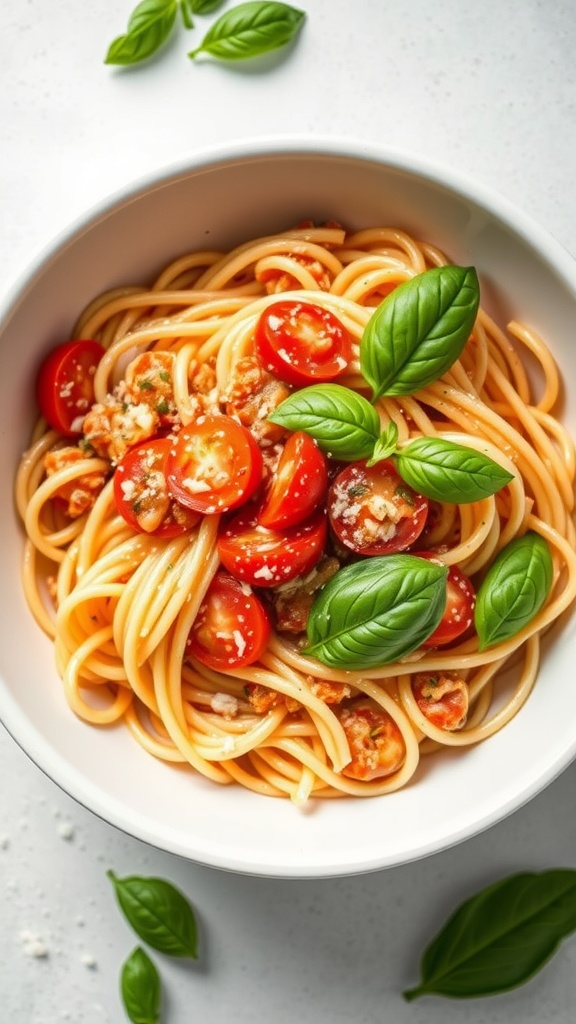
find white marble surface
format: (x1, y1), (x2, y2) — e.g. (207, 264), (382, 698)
(1, 1), (576, 1021)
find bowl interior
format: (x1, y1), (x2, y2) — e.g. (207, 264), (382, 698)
(1, 142), (575, 877)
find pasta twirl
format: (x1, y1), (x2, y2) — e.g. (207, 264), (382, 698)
(15, 222), (576, 804)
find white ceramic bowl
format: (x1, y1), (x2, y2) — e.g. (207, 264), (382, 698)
(2, 138), (575, 878)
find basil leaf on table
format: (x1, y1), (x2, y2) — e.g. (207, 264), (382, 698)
(268, 383), (382, 460)
(108, 871), (198, 958)
(360, 265), (480, 400)
(394, 437), (514, 503)
(189, 0), (226, 12)
(105, 0), (179, 66)
(189, 1), (306, 60)
(404, 869), (576, 1000)
(304, 555), (448, 670)
(474, 531), (553, 650)
(121, 946), (162, 1024)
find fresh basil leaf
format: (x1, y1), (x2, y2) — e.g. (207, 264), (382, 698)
(190, 0), (226, 12)
(404, 869), (576, 1000)
(268, 383), (381, 460)
(304, 555), (448, 669)
(108, 871), (198, 958)
(189, 1), (305, 60)
(474, 532), (553, 650)
(360, 265), (480, 400)
(121, 946), (161, 1024)
(394, 437), (514, 503)
(365, 421), (399, 466)
(105, 0), (178, 66)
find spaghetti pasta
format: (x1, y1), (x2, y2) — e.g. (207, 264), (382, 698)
(15, 222), (576, 803)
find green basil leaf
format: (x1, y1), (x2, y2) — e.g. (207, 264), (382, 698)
(189, 1), (305, 60)
(365, 421), (399, 466)
(360, 265), (480, 400)
(121, 947), (161, 1024)
(105, 0), (178, 65)
(190, 0), (226, 12)
(304, 555), (448, 669)
(108, 871), (198, 958)
(404, 869), (576, 1000)
(268, 383), (381, 460)
(474, 532), (553, 650)
(394, 437), (514, 503)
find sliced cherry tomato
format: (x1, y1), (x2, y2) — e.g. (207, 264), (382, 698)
(166, 414), (263, 515)
(36, 339), (105, 436)
(258, 431), (328, 530)
(186, 572), (271, 671)
(254, 299), (352, 387)
(217, 506), (327, 588)
(113, 437), (200, 537)
(327, 459), (429, 556)
(415, 553), (476, 647)
(412, 671), (469, 729)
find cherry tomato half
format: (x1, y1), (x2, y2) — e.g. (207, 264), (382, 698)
(186, 572), (271, 672)
(166, 414), (263, 515)
(113, 438), (200, 537)
(258, 431), (328, 530)
(254, 299), (352, 387)
(217, 506), (327, 588)
(328, 459), (429, 556)
(36, 339), (105, 435)
(415, 553), (476, 647)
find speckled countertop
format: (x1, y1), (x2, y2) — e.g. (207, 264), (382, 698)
(1, 2), (576, 1021)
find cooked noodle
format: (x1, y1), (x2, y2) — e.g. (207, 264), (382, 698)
(15, 223), (576, 803)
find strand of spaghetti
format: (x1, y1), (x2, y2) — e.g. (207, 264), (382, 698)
(341, 227), (430, 270)
(507, 320), (561, 412)
(139, 518), (220, 666)
(15, 428), (62, 518)
(193, 231), (346, 290)
(484, 357), (574, 511)
(422, 381), (561, 525)
(477, 309), (532, 403)
(397, 634), (540, 746)
(61, 623), (133, 724)
(353, 677), (421, 778)
(150, 637), (232, 784)
(330, 255), (412, 297)
(21, 540), (57, 637)
(216, 754), (289, 798)
(124, 704), (187, 762)
(259, 650), (352, 772)
(189, 706), (289, 762)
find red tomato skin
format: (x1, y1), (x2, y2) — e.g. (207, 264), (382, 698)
(186, 572), (271, 671)
(217, 507), (327, 588)
(36, 339), (105, 436)
(113, 437), (200, 538)
(165, 414), (263, 515)
(258, 431), (328, 530)
(327, 459), (429, 556)
(416, 553), (476, 647)
(254, 299), (352, 387)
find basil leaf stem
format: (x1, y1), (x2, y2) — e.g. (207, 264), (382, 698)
(365, 421), (399, 467)
(108, 871), (198, 958)
(121, 946), (161, 1024)
(474, 532), (553, 650)
(105, 0), (179, 66)
(304, 555), (448, 669)
(360, 265), (480, 400)
(189, 1), (305, 60)
(268, 383), (381, 460)
(404, 870), (576, 1000)
(394, 437), (515, 503)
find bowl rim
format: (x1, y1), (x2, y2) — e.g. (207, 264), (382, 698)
(2, 134), (576, 877)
